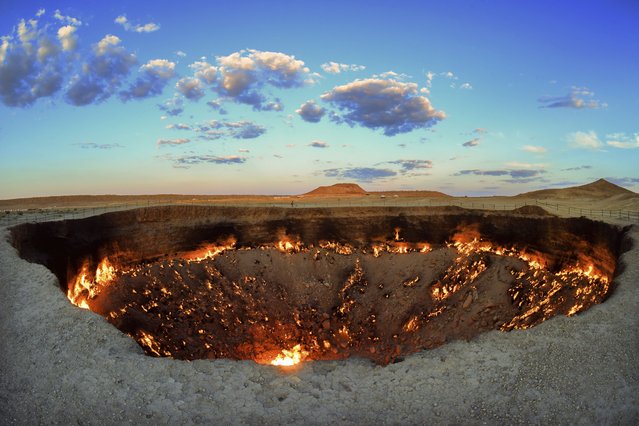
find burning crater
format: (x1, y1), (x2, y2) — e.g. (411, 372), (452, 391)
(10, 206), (627, 366)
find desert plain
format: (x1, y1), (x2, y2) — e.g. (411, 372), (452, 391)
(0, 179), (638, 424)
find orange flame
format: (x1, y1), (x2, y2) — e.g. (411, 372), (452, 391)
(270, 344), (308, 366)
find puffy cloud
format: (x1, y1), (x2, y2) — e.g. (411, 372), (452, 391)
(568, 130), (602, 149)
(321, 61), (366, 74)
(114, 15), (160, 33)
(120, 59), (176, 101)
(309, 140), (329, 148)
(174, 49), (314, 111)
(0, 17), (69, 106)
(74, 142), (123, 149)
(463, 138), (480, 147)
(459, 82), (473, 90)
(66, 34), (137, 105)
(324, 167), (396, 182)
(296, 100), (325, 123)
(385, 159), (432, 173)
(157, 138), (190, 146)
(175, 50), (186, 57)
(320, 78), (445, 136)
(53, 10), (82, 26)
(57, 25), (78, 51)
(538, 87), (606, 109)
(522, 145), (547, 153)
(173, 155), (246, 166)
(606, 132), (639, 149)
(175, 77), (205, 100)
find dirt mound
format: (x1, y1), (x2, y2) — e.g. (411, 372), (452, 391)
(303, 183), (367, 196)
(519, 179), (637, 200)
(512, 205), (554, 216)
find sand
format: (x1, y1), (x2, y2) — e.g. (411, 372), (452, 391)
(0, 182), (638, 423)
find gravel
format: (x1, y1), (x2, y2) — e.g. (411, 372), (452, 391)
(0, 223), (637, 424)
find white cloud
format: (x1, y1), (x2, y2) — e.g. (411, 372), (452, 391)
(157, 138), (190, 146)
(522, 145), (547, 153)
(568, 130), (602, 149)
(539, 87), (606, 109)
(57, 25), (77, 51)
(114, 15), (160, 33)
(309, 140), (329, 148)
(53, 9), (82, 26)
(321, 61), (366, 74)
(176, 77), (205, 100)
(606, 132), (639, 149)
(459, 82), (473, 90)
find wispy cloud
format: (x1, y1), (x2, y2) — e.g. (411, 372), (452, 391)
(568, 130), (602, 149)
(173, 155), (246, 166)
(383, 159), (433, 173)
(157, 138), (190, 146)
(195, 120), (266, 140)
(114, 15), (160, 33)
(561, 165), (591, 171)
(323, 167), (396, 182)
(321, 61), (365, 74)
(522, 145), (547, 153)
(538, 87), (606, 109)
(309, 140), (329, 148)
(462, 138), (480, 148)
(74, 142), (123, 149)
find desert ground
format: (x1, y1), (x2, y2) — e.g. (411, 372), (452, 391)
(0, 180), (638, 424)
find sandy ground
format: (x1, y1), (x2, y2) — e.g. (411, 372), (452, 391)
(0, 203), (637, 423)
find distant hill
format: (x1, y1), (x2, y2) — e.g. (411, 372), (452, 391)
(518, 179), (637, 199)
(303, 183), (367, 196)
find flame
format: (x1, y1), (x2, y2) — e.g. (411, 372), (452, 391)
(394, 227), (401, 241)
(270, 344), (308, 366)
(67, 257), (116, 309)
(276, 239), (303, 253)
(183, 238), (237, 261)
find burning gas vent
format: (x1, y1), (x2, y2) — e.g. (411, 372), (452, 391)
(11, 205), (626, 366)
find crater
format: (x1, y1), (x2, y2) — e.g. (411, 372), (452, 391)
(10, 205), (627, 366)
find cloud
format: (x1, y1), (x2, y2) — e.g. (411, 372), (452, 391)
(166, 123), (191, 130)
(455, 169), (546, 179)
(561, 165), (592, 171)
(158, 95), (184, 116)
(385, 159), (432, 173)
(309, 140), (329, 148)
(173, 155), (246, 166)
(473, 128), (487, 134)
(114, 15), (160, 33)
(120, 59), (176, 101)
(238, 148), (250, 153)
(463, 138), (480, 147)
(459, 82), (473, 90)
(53, 10), (82, 26)
(568, 130), (602, 150)
(320, 78), (445, 136)
(195, 120), (266, 140)
(57, 25), (78, 51)
(66, 35), (137, 105)
(324, 167), (397, 182)
(0, 16), (72, 107)
(538, 87), (606, 109)
(296, 100), (325, 123)
(175, 77), (205, 101)
(522, 145), (547, 153)
(157, 137), (190, 146)
(74, 142), (123, 149)
(321, 62), (366, 74)
(606, 177), (639, 187)
(175, 50), (186, 57)
(213, 49), (313, 110)
(606, 132), (639, 149)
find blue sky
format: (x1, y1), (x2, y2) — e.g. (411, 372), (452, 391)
(1, 0), (638, 198)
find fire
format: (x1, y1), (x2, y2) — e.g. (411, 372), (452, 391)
(276, 239), (303, 253)
(67, 257), (117, 309)
(183, 238), (237, 261)
(394, 227), (401, 241)
(270, 344), (308, 366)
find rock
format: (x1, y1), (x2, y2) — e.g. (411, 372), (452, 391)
(463, 293), (473, 310)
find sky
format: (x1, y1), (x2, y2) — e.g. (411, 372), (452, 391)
(1, 0), (638, 198)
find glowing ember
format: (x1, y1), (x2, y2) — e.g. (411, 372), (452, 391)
(270, 344), (308, 366)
